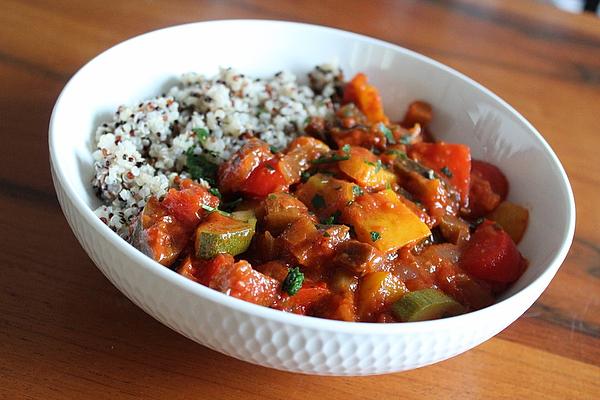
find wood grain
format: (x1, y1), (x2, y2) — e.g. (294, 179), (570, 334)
(1, 0), (599, 398)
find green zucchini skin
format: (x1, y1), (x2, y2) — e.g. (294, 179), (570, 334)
(194, 212), (256, 259)
(392, 288), (465, 322)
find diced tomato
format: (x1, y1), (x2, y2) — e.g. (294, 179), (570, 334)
(279, 137), (330, 184)
(178, 253), (234, 286)
(208, 259), (279, 306)
(218, 139), (273, 194)
(468, 172), (501, 218)
(142, 216), (190, 266)
(460, 222), (526, 283)
(161, 179), (220, 229)
(471, 160), (509, 200)
(274, 282), (331, 315)
(241, 158), (288, 198)
(467, 160), (508, 217)
(435, 262), (495, 311)
(313, 293), (357, 322)
(254, 260), (290, 283)
(342, 73), (389, 124)
(408, 142), (471, 206)
(331, 127), (382, 150)
(402, 101), (433, 128)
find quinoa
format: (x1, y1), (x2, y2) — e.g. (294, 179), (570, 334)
(92, 64), (342, 237)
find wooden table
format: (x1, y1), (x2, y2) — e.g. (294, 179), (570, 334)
(1, 0), (599, 398)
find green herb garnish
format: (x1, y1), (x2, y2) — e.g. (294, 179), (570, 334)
(364, 159), (383, 173)
(185, 146), (218, 186)
(209, 187), (221, 198)
(192, 127), (209, 141)
(200, 204), (231, 217)
(300, 170), (312, 183)
(270, 145), (279, 154)
(321, 210), (341, 225)
(385, 149), (408, 160)
(352, 185), (364, 197)
(424, 169), (436, 180)
(379, 123), (395, 144)
(311, 153), (350, 164)
(374, 160), (383, 173)
(370, 231), (381, 242)
(342, 144), (351, 153)
(400, 135), (412, 145)
(311, 194), (326, 209)
(282, 267), (304, 296)
(440, 166), (453, 178)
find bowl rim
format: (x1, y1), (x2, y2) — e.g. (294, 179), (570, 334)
(49, 19), (576, 334)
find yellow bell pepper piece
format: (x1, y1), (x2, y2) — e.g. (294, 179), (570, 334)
(342, 189), (431, 252)
(338, 146), (397, 190)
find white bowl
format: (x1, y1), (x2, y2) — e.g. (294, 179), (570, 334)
(49, 20), (575, 376)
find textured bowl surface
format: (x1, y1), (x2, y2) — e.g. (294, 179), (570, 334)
(49, 20), (575, 375)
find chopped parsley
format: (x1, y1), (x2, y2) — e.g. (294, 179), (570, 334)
(268, 193), (277, 200)
(370, 231), (381, 242)
(379, 123), (395, 144)
(342, 144), (351, 153)
(311, 153), (350, 164)
(321, 210), (341, 225)
(282, 267), (304, 296)
(385, 149), (408, 160)
(399, 135), (412, 145)
(374, 160), (383, 173)
(440, 166), (453, 178)
(364, 160), (383, 173)
(185, 146), (218, 186)
(209, 187), (222, 198)
(352, 185), (364, 197)
(200, 204), (231, 217)
(270, 145), (279, 153)
(311, 194), (326, 209)
(300, 170), (312, 183)
(192, 127), (209, 141)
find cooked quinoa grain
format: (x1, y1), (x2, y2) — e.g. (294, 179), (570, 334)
(92, 65), (342, 237)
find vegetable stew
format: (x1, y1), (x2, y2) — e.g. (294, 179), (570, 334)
(130, 72), (528, 323)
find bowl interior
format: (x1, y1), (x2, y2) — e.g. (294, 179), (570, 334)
(50, 20), (574, 304)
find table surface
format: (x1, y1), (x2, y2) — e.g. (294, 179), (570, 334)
(1, 0), (599, 398)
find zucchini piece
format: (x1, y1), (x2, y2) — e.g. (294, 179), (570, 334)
(231, 209), (257, 224)
(392, 288), (465, 322)
(194, 212), (255, 259)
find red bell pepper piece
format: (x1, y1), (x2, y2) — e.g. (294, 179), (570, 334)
(342, 73), (389, 124)
(241, 158), (287, 198)
(408, 142), (471, 206)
